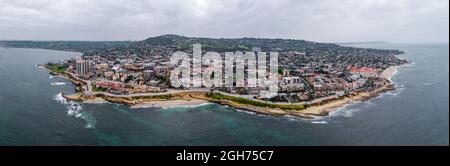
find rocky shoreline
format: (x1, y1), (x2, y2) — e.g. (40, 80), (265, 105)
(43, 64), (404, 119)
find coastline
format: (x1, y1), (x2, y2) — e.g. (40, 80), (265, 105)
(47, 63), (405, 119)
(382, 65), (400, 81)
(297, 64), (404, 117)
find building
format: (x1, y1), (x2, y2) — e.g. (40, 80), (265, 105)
(143, 70), (155, 81)
(352, 78), (367, 89)
(96, 63), (108, 71)
(76, 60), (90, 76)
(143, 63), (156, 70)
(280, 76), (304, 92)
(349, 67), (379, 78)
(104, 71), (114, 79)
(95, 82), (122, 90)
(154, 66), (170, 76)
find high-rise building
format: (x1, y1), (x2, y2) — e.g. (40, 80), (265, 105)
(76, 60), (90, 75)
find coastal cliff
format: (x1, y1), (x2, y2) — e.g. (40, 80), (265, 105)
(61, 82), (396, 119)
(44, 63), (404, 119)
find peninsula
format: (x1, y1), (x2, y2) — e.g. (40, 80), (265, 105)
(2, 35), (408, 119)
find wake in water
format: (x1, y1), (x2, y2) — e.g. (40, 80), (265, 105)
(53, 93), (96, 128)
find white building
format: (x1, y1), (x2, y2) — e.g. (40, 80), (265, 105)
(280, 76), (304, 92)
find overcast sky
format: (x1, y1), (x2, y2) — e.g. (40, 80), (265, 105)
(0, 0), (448, 43)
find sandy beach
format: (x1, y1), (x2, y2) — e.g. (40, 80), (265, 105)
(130, 99), (210, 108)
(381, 65), (401, 80)
(83, 97), (108, 104)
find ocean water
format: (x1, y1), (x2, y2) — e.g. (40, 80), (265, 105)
(0, 44), (448, 146)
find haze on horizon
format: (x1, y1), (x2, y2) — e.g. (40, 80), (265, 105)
(0, 0), (448, 43)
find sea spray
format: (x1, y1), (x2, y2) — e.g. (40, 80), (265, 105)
(329, 107), (360, 118)
(53, 93), (96, 128)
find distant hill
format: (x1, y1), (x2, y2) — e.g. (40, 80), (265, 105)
(0, 40), (132, 52)
(137, 34), (341, 52)
(336, 41), (389, 45)
(0, 34), (403, 55)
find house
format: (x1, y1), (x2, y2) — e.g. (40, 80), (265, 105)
(349, 66), (379, 78)
(280, 76), (304, 92)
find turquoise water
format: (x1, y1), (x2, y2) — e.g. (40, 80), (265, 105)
(0, 44), (448, 145)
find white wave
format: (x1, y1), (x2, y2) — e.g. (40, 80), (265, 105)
(67, 103), (82, 117)
(49, 75), (54, 79)
(85, 123), (95, 129)
(390, 85), (406, 97)
(130, 105), (155, 109)
(329, 106), (360, 118)
(233, 108), (257, 115)
(53, 93), (96, 129)
(161, 102), (213, 109)
(284, 114), (329, 124)
(53, 93), (67, 104)
(393, 89), (404, 96)
(376, 83), (405, 98)
(363, 100), (377, 106)
(311, 120), (328, 124)
(423, 82), (433, 86)
(50, 82), (66, 86)
(406, 62), (417, 67)
(183, 102), (213, 108)
(283, 115), (301, 121)
(80, 111), (96, 129)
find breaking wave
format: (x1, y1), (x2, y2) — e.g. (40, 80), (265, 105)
(50, 82), (66, 86)
(389, 84), (406, 97)
(328, 105), (361, 118)
(283, 115), (300, 121)
(160, 102), (213, 109)
(53, 93), (96, 129)
(234, 108), (257, 115)
(311, 120), (328, 124)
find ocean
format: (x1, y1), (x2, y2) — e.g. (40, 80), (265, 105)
(0, 44), (448, 145)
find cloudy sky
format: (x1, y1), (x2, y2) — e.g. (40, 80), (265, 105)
(0, 0), (448, 43)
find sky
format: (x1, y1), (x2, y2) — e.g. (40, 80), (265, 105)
(0, 0), (448, 43)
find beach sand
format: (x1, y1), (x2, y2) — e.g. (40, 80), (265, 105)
(83, 97), (108, 104)
(381, 65), (400, 80)
(130, 99), (210, 108)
